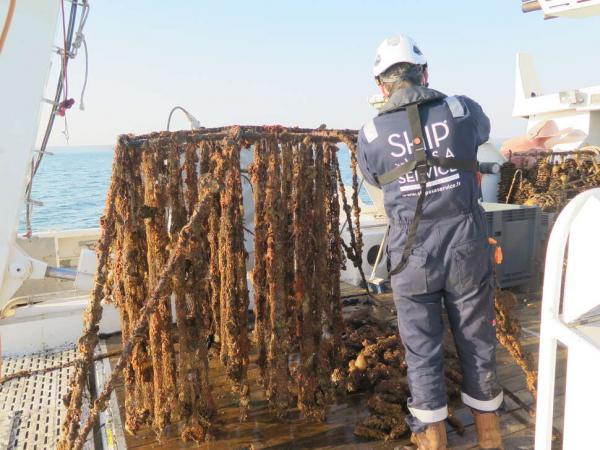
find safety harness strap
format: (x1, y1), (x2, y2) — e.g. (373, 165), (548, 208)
(429, 156), (479, 172)
(389, 103), (428, 276)
(376, 160), (417, 186)
(389, 181), (426, 275)
(407, 104), (427, 174)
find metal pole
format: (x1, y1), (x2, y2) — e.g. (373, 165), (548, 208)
(369, 225), (389, 281)
(45, 266), (77, 281)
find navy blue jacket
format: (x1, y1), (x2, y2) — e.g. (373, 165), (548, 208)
(357, 86), (490, 222)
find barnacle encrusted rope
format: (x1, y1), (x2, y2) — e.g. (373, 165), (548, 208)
(68, 175), (221, 450)
(325, 143), (344, 369)
(112, 142), (153, 432)
(217, 139), (251, 419)
(57, 137), (121, 449)
(250, 139), (269, 384)
(334, 151), (370, 294)
(141, 141), (178, 432)
(264, 137), (290, 416)
(495, 290), (538, 401)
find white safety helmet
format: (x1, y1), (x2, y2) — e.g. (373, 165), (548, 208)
(372, 34), (427, 78)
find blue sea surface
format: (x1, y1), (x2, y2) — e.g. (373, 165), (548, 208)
(19, 144), (368, 233)
(19, 146), (114, 233)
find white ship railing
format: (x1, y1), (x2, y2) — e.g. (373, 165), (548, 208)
(536, 188), (600, 449)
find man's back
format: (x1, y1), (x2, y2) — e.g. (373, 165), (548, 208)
(361, 35), (504, 449)
(357, 86), (490, 221)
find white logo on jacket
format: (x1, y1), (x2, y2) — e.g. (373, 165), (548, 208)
(387, 120), (460, 194)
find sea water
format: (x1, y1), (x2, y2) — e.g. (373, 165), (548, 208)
(18, 144), (366, 234)
(18, 146), (114, 233)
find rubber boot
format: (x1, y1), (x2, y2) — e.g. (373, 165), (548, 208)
(409, 421), (447, 450)
(472, 410), (503, 450)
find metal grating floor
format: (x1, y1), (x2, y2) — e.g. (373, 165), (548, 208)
(0, 346), (91, 450)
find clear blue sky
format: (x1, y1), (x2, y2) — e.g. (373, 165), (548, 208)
(44, 0), (600, 147)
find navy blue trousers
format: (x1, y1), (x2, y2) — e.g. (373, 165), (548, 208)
(389, 207), (503, 432)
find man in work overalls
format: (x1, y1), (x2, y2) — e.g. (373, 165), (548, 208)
(357, 35), (503, 449)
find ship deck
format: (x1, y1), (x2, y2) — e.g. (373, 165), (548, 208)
(102, 284), (566, 450)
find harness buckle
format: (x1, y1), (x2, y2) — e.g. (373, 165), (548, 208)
(415, 160), (428, 184)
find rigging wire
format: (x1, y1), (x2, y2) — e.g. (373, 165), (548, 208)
(79, 37), (89, 110)
(69, 0), (90, 110)
(24, 0), (89, 237)
(60, 0), (69, 104)
(58, 0), (71, 141)
(0, 0), (16, 54)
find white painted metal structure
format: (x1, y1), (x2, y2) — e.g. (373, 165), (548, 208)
(0, 1), (61, 311)
(535, 188), (600, 450)
(0, 3), (121, 359)
(339, 213), (388, 286)
(534, 0), (600, 19)
(0, 290), (120, 356)
(513, 53), (600, 150)
(17, 228), (100, 268)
